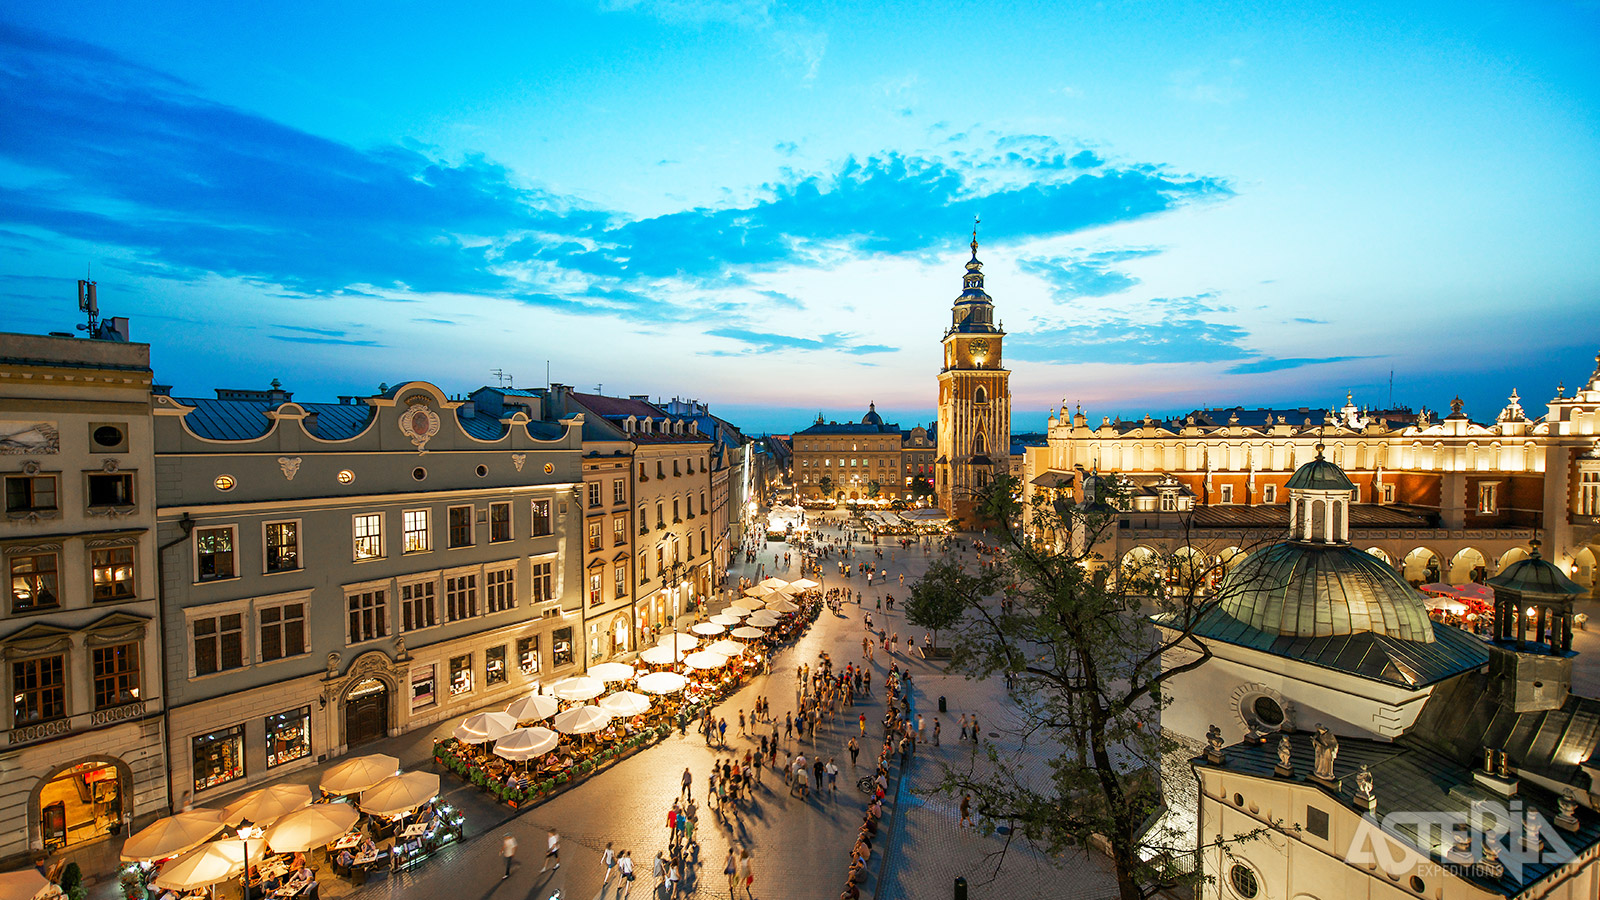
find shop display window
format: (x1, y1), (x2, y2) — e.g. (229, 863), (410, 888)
(193, 724), (245, 792)
(265, 707), (311, 768)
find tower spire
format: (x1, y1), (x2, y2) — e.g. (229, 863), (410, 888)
(970, 215), (980, 257)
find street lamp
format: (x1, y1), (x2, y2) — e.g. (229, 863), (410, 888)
(236, 819), (259, 900)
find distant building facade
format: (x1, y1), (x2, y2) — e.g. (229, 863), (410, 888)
(152, 381), (586, 804)
(1024, 354), (1600, 594)
(0, 332), (168, 863)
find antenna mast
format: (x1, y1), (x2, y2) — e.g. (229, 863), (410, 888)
(491, 369), (512, 388)
(76, 269), (99, 336)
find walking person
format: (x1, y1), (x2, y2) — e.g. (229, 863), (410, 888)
(501, 833), (517, 879)
(618, 851), (634, 897)
(933, 718), (941, 746)
(738, 849), (754, 899)
(724, 848), (739, 897)
(540, 828), (560, 872)
(681, 767), (693, 800)
(652, 852), (666, 893)
(601, 842), (617, 886)
(960, 793), (973, 828)
(848, 737), (859, 767)
(959, 714), (968, 741)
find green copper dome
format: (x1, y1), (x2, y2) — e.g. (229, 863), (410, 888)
(1218, 542), (1435, 642)
(1284, 446), (1356, 492)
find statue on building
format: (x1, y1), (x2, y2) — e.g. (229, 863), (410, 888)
(1312, 724), (1338, 781)
(1354, 764), (1376, 811)
(326, 652), (342, 679)
(1274, 736), (1293, 777)
(1205, 724), (1224, 763)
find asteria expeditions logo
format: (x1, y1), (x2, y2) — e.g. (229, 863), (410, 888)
(1345, 799), (1577, 883)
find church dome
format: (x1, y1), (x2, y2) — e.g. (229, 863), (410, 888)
(1217, 542), (1435, 642)
(1284, 447), (1356, 491)
(861, 403), (884, 427)
(1489, 541), (1586, 598)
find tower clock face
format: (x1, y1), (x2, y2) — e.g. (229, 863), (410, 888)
(970, 338), (989, 356)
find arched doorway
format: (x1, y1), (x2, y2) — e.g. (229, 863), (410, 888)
(1171, 547), (1206, 591)
(343, 678), (390, 747)
(1576, 548), (1597, 595)
(1450, 548), (1489, 584)
(34, 758), (129, 852)
(1403, 548), (1442, 586)
(612, 614), (630, 655)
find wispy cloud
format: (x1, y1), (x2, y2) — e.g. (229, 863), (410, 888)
(706, 327), (894, 355)
(269, 335), (384, 347)
(1018, 248), (1161, 300)
(1224, 356), (1373, 375)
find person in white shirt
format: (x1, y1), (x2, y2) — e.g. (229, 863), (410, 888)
(618, 850), (634, 896)
(501, 833), (517, 879)
(601, 842), (617, 885)
(540, 828), (560, 872)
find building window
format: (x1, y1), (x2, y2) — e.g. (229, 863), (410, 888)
(485, 567), (516, 613)
(1478, 483), (1499, 514)
(446, 573), (477, 621)
(447, 506), (474, 549)
(10, 551), (60, 611)
(588, 521), (602, 552)
(486, 645), (507, 686)
(587, 482), (601, 507)
(86, 472), (134, 508)
(656, 502), (665, 528)
(638, 550), (648, 584)
(1227, 863), (1259, 899)
(403, 509), (430, 553)
(353, 513), (384, 561)
(531, 499), (552, 537)
(193, 613), (244, 676)
(1262, 485), (1277, 504)
(1159, 494), (1177, 512)
(192, 724), (245, 793)
(411, 664), (436, 710)
(531, 561), (553, 604)
(613, 515), (626, 546)
(4, 474), (57, 513)
(589, 571), (602, 606)
(700, 528), (707, 556)
(347, 589), (388, 644)
(449, 654), (473, 696)
(265, 707), (311, 768)
(1582, 471), (1600, 516)
(489, 502), (512, 543)
(552, 627), (574, 667)
(92, 642), (140, 709)
(400, 580), (437, 631)
(517, 636), (540, 675)
(613, 478), (626, 505)
(259, 601), (306, 662)
(89, 544), (137, 598)
(13, 654), (66, 722)
(700, 491), (707, 515)
(195, 526), (236, 581)
(1381, 482), (1396, 504)
(264, 521), (300, 573)
(615, 564), (627, 598)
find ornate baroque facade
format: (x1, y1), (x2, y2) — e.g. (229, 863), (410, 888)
(935, 231), (1011, 523)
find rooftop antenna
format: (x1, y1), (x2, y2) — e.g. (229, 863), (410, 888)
(1389, 369), (1394, 408)
(76, 266), (99, 335)
(491, 368), (512, 387)
(546, 360), (550, 391)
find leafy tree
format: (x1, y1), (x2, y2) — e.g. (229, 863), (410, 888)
(905, 557), (974, 649)
(917, 474), (1270, 900)
(866, 480), (881, 499)
(909, 477), (935, 502)
(818, 475), (833, 499)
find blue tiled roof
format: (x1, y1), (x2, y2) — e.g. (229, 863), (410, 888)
(456, 409), (507, 440)
(176, 398), (374, 441)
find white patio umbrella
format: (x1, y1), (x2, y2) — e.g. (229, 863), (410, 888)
(636, 671), (689, 695)
(747, 611), (780, 625)
(743, 585), (776, 598)
(720, 606), (751, 618)
(707, 639), (745, 657)
(319, 753), (400, 796)
(0, 869), (53, 900)
(790, 578), (820, 589)
(709, 613), (742, 626)
(598, 690), (652, 716)
(586, 662), (636, 683)
(759, 577), (790, 588)
(552, 705), (613, 735)
(120, 808), (228, 861)
(493, 727), (560, 762)
(682, 650), (729, 670)
(638, 646), (678, 665)
(766, 598), (800, 613)
(151, 839), (265, 891)
(359, 772), (440, 817)
(505, 693), (559, 723)
(731, 597), (765, 611)
(262, 804), (360, 853)
(454, 711), (519, 743)
(731, 626), (768, 639)
(221, 783), (312, 827)
(691, 622), (725, 636)
(657, 633), (700, 653)
(550, 676), (606, 702)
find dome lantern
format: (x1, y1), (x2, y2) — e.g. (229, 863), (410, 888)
(1488, 539), (1586, 654)
(1284, 443), (1357, 544)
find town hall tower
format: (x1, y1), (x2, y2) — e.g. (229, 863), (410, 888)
(936, 224), (1011, 523)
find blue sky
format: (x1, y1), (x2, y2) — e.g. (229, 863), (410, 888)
(2, 0), (1597, 434)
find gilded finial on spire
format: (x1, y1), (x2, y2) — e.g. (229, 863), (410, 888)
(971, 215), (980, 256)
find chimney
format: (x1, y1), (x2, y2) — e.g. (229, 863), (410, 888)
(461, 398), (477, 418)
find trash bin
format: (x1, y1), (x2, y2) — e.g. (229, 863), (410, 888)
(938, 695), (947, 713)
(954, 876), (968, 900)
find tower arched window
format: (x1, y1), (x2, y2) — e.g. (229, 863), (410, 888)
(974, 386), (988, 405)
(973, 432), (986, 455)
